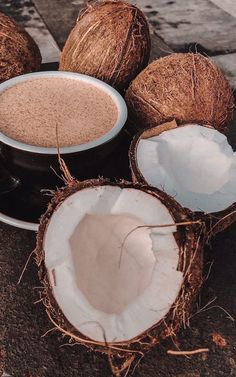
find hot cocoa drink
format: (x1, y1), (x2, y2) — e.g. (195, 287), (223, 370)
(0, 77), (118, 147)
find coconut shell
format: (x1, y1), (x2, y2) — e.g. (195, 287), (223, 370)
(129, 121), (236, 238)
(59, 0), (151, 91)
(35, 178), (204, 374)
(125, 53), (234, 134)
(0, 12), (41, 83)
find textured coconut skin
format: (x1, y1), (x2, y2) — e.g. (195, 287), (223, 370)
(129, 121), (236, 237)
(59, 0), (151, 91)
(0, 12), (41, 83)
(36, 179), (204, 373)
(125, 53), (234, 134)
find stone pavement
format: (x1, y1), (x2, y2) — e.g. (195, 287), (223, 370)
(36, 0), (236, 88)
(0, 0), (235, 87)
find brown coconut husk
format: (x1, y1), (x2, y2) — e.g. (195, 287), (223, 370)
(0, 12), (41, 83)
(129, 120), (236, 239)
(125, 53), (234, 134)
(59, 0), (151, 91)
(35, 178), (204, 375)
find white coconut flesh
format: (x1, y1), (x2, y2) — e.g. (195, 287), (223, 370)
(44, 185), (183, 343)
(136, 124), (236, 213)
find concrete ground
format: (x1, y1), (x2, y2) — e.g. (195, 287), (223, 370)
(0, 0), (236, 376)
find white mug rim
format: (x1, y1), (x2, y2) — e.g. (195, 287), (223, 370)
(0, 71), (128, 155)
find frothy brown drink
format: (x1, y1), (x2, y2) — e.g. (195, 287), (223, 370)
(0, 77), (118, 148)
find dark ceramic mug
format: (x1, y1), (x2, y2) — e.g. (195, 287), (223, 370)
(0, 72), (128, 230)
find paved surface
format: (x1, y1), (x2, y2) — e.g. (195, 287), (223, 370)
(40, 0), (236, 89)
(1, 0), (235, 87)
(136, 0), (236, 89)
(0, 1), (236, 376)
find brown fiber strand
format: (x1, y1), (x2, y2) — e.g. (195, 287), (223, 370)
(167, 348), (209, 356)
(45, 309), (143, 355)
(55, 123), (75, 185)
(207, 208), (236, 239)
(119, 220), (202, 267)
(17, 250), (35, 285)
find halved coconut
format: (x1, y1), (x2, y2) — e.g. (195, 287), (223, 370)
(36, 179), (203, 372)
(130, 121), (236, 236)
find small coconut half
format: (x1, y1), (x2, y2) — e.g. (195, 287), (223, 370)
(130, 121), (236, 235)
(36, 179), (203, 370)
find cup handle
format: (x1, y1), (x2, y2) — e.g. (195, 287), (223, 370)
(0, 158), (20, 194)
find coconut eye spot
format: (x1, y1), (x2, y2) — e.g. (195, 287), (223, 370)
(136, 124), (236, 213)
(43, 186), (183, 343)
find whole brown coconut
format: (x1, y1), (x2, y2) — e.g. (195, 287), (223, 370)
(59, 0), (151, 91)
(125, 53), (234, 134)
(0, 12), (41, 83)
(36, 178), (204, 375)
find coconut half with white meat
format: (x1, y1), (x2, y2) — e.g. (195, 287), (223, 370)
(36, 179), (203, 372)
(130, 121), (236, 237)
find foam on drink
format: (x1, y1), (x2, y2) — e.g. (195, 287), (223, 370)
(0, 77), (118, 148)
